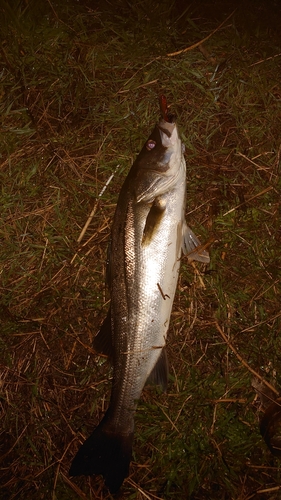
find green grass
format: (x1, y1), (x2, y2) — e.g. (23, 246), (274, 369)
(1, 0), (281, 498)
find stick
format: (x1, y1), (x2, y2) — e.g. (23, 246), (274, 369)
(223, 186), (273, 216)
(215, 321), (279, 396)
(77, 164), (120, 244)
(167, 10), (236, 57)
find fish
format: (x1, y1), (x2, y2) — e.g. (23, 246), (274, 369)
(69, 96), (210, 493)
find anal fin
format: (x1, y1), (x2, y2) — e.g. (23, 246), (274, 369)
(182, 222), (210, 263)
(146, 347), (169, 391)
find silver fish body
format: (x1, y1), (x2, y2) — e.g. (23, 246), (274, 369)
(69, 114), (209, 492)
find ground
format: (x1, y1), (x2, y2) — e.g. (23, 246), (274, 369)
(0, 1), (281, 499)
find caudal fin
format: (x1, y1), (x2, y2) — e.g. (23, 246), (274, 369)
(69, 415), (133, 493)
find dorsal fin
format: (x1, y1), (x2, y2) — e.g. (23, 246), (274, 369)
(93, 307), (114, 359)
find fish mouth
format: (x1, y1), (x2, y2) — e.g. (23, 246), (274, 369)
(158, 118), (176, 136)
(158, 124), (172, 138)
(164, 112), (176, 124)
(157, 118), (178, 148)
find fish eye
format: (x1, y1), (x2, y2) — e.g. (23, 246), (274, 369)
(146, 140), (156, 151)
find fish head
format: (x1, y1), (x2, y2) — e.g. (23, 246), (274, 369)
(133, 117), (185, 203)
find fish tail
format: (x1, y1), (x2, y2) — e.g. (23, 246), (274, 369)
(69, 413), (133, 493)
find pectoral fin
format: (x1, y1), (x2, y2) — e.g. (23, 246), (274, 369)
(93, 307), (114, 359)
(142, 198), (166, 246)
(182, 222), (210, 263)
(146, 347), (169, 391)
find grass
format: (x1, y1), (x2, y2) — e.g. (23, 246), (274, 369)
(1, 0), (281, 498)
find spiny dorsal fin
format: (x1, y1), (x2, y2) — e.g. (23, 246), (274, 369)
(93, 307), (114, 359)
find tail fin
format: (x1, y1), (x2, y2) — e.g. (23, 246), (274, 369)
(69, 414), (133, 493)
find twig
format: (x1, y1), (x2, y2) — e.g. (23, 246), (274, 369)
(118, 10), (236, 94)
(60, 472), (89, 499)
(167, 10), (236, 57)
(77, 200), (100, 246)
(210, 398), (247, 403)
(126, 478), (163, 500)
(77, 164), (120, 244)
(0, 425), (28, 459)
(46, 0), (76, 32)
(223, 186), (273, 216)
(215, 321), (279, 396)
(236, 151), (272, 173)
(250, 52), (281, 67)
(191, 261), (206, 289)
(160, 405), (180, 433)
(257, 486), (281, 494)
(240, 311), (281, 333)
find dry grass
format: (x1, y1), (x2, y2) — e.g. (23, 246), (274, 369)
(1, 0), (281, 498)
